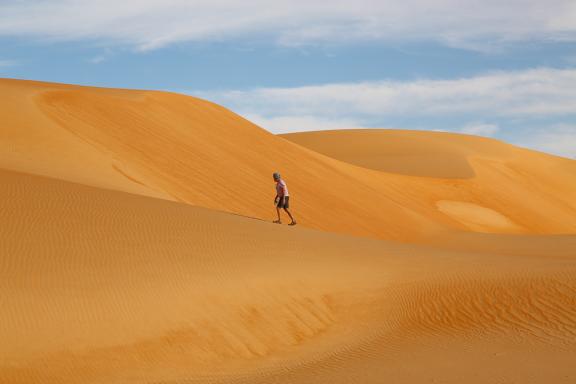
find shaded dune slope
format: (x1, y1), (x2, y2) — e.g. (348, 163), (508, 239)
(2, 79), (576, 240)
(283, 129), (493, 178)
(1, 169), (575, 384)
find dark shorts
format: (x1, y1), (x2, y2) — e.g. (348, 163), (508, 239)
(277, 196), (290, 209)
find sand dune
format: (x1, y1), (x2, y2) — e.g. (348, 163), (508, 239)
(1, 78), (576, 383)
(283, 129), (576, 236)
(1, 169), (575, 383)
(2, 79), (576, 241)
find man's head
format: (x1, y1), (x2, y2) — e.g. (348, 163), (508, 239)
(273, 172), (281, 182)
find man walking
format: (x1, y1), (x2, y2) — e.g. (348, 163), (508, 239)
(273, 172), (296, 226)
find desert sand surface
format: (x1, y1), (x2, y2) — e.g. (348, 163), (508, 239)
(1, 78), (576, 383)
(2, 78), (576, 242)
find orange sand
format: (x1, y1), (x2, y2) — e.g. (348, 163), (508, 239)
(1, 78), (575, 383)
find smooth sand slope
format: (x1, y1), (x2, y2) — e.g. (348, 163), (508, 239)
(1, 169), (575, 384)
(2, 78), (576, 241)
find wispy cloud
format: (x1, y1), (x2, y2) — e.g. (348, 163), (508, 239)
(191, 67), (576, 158)
(459, 123), (499, 137)
(86, 48), (114, 64)
(0, 59), (18, 68)
(197, 68), (576, 121)
(87, 55), (107, 64)
(243, 113), (364, 134)
(518, 124), (576, 159)
(0, 1), (575, 51)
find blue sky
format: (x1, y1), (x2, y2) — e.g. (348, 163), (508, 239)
(1, 0), (575, 158)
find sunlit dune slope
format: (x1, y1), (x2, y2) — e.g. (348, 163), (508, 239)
(1, 78), (576, 240)
(1, 169), (575, 384)
(283, 129), (576, 235)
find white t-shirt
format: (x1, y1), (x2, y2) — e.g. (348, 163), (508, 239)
(276, 179), (289, 197)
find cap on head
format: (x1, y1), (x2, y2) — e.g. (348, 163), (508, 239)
(273, 172), (281, 181)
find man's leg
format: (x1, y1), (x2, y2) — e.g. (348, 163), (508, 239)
(274, 206), (282, 223)
(284, 208), (296, 224)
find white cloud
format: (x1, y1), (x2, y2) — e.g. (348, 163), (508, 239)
(192, 68), (576, 158)
(460, 123), (499, 137)
(87, 55), (107, 64)
(86, 48), (113, 64)
(432, 122), (499, 138)
(0, 1), (575, 50)
(198, 68), (576, 120)
(242, 113), (365, 134)
(518, 124), (576, 159)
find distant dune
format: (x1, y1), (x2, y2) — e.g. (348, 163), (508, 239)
(283, 128), (533, 178)
(1, 78), (575, 383)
